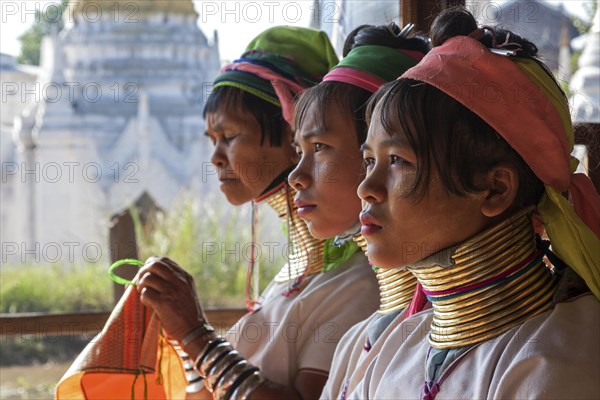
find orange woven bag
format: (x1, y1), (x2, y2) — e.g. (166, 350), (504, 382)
(55, 285), (187, 399)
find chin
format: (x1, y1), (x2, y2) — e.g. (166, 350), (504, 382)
(366, 244), (400, 269)
(222, 193), (250, 206)
(306, 223), (331, 240)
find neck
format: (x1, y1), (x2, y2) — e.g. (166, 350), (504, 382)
(408, 209), (557, 349)
(257, 182), (327, 282)
(353, 234), (418, 315)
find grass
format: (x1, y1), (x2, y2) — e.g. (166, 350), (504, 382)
(134, 192), (285, 307)
(0, 264), (112, 314)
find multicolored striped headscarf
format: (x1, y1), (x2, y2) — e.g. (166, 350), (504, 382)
(323, 44), (425, 93)
(213, 26), (338, 125)
(401, 34), (600, 299)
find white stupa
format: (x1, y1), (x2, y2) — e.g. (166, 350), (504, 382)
(3, 0), (220, 264)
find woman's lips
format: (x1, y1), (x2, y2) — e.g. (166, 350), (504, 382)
(294, 199), (317, 217)
(360, 212), (382, 235)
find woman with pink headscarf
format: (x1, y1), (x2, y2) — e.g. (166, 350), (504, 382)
(325, 7), (600, 399)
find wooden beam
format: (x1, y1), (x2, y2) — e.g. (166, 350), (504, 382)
(0, 308), (247, 337)
(108, 210), (139, 304)
(400, 0), (466, 32)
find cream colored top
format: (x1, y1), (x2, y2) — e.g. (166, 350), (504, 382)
(225, 251), (380, 386)
(322, 294), (600, 399)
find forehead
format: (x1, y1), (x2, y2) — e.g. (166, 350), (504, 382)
(365, 100), (410, 145)
(295, 101), (353, 139)
(206, 107), (256, 130)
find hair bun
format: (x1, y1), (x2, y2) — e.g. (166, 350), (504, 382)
(430, 7), (478, 47)
(430, 7), (539, 58)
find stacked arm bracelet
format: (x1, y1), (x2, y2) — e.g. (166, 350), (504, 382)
(194, 336), (264, 400)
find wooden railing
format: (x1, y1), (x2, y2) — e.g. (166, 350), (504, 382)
(0, 308), (247, 336)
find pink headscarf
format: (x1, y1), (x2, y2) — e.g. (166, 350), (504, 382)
(401, 34), (600, 299)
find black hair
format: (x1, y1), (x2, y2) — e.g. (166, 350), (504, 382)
(203, 86), (287, 147)
(343, 22), (431, 57)
(295, 22), (431, 145)
(366, 7), (549, 213)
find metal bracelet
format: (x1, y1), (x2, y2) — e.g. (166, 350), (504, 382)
(182, 323), (215, 347)
(213, 361), (258, 400)
(199, 341), (232, 378)
(205, 350), (243, 393)
(229, 371), (264, 400)
(194, 337), (227, 374)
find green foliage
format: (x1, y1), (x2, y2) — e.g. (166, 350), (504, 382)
(17, 24), (44, 66)
(135, 192), (285, 307)
(0, 264), (112, 313)
(17, 0), (69, 65)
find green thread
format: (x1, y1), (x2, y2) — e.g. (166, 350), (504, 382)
(143, 372), (148, 400)
(131, 371), (139, 400)
(109, 258), (144, 285)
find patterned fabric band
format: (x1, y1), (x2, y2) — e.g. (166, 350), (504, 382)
(401, 34), (600, 299)
(323, 45), (424, 93)
(212, 26), (338, 126)
(214, 62), (306, 125)
(323, 67), (384, 93)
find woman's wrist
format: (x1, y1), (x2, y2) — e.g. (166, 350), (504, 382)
(192, 337), (264, 400)
(181, 323), (218, 360)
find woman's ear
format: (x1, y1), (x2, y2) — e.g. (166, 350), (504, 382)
(480, 163), (519, 218)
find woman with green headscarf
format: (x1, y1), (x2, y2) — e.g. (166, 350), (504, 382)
(135, 26), (382, 400)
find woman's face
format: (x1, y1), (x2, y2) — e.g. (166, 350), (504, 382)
(288, 102), (364, 239)
(206, 107), (296, 205)
(358, 105), (489, 268)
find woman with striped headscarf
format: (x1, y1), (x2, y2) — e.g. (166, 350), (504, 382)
(135, 26), (383, 400)
(287, 22), (431, 400)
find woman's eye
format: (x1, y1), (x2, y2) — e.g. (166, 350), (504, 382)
(223, 133), (240, 144)
(314, 143), (325, 152)
(390, 155), (405, 165)
(363, 157), (375, 168)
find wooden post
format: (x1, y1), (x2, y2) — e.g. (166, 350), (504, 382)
(400, 0), (466, 32)
(108, 210), (139, 304)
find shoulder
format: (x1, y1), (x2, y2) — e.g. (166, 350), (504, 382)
(488, 294), (600, 398)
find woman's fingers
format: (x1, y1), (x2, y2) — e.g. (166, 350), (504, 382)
(138, 285), (161, 309)
(137, 269), (169, 292)
(137, 256), (190, 284)
(133, 255), (205, 342)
